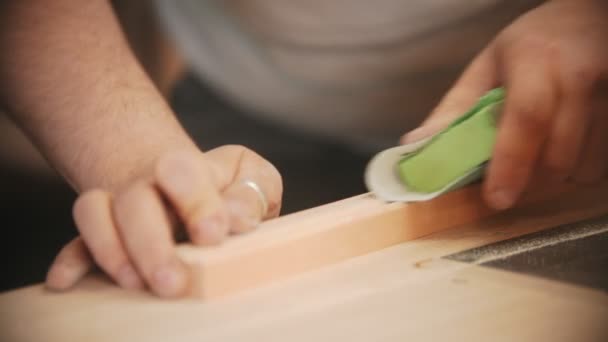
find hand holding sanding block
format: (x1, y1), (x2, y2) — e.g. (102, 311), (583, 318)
(365, 88), (505, 202)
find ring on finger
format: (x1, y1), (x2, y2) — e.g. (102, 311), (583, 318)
(240, 179), (268, 219)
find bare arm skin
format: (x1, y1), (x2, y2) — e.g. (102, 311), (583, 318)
(0, 0), (197, 192)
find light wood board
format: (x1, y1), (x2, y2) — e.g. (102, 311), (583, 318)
(179, 181), (579, 298)
(1, 182), (608, 341)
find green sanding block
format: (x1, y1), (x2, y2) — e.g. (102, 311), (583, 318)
(398, 88), (504, 193)
(365, 88), (505, 203)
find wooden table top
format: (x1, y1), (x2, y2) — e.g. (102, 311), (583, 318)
(1, 184), (608, 341)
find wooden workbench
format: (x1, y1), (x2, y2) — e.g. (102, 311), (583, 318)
(1, 183), (607, 341)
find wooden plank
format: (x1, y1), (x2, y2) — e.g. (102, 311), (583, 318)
(2, 185), (608, 341)
(177, 181), (589, 298)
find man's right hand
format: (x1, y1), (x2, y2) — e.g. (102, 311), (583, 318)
(45, 145), (283, 297)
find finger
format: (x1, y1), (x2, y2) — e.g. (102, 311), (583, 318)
(113, 181), (189, 298)
(45, 237), (93, 291)
(155, 150), (229, 245)
(541, 91), (591, 180)
(206, 145), (283, 233)
(484, 54), (557, 209)
(222, 181), (267, 234)
(401, 47), (499, 144)
(73, 190), (144, 290)
(572, 96), (608, 182)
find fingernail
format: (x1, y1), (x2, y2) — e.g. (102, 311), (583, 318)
(402, 124), (443, 144)
(116, 264), (142, 290)
(152, 261), (186, 297)
(193, 215), (226, 244)
(488, 188), (516, 210)
(402, 128), (426, 144)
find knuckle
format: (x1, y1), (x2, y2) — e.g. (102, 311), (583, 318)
(155, 149), (201, 185)
(213, 144), (283, 214)
(157, 150), (214, 194)
(260, 158), (282, 183)
(236, 145), (282, 186)
(91, 249), (125, 275)
(515, 34), (553, 53)
(185, 201), (207, 222)
(155, 152), (175, 180)
(154, 155), (181, 190)
(506, 33), (558, 60)
(113, 181), (151, 220)
(543, 155), (574, 177)
(171, 178), (220, 219)
(73, 189), (107, 226)
(180, 201), (209, 228)
(493, 147), (529, 174)
(155, 148), (194, 167)
(218, 144), (251, 157)
(563, 62), (599, 92)
(118, 180), (149, 203)
(511, 102), (551, 133)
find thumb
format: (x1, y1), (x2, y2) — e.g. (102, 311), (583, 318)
(401, 47), (499, 144)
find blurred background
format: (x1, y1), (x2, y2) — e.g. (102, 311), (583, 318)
(0, 0), (541, 292)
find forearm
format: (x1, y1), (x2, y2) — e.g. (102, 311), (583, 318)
(0, 0), (197, 191)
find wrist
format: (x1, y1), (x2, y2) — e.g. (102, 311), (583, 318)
(59, 112), (199, 193)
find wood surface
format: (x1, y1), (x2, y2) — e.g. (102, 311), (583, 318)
(179, 185), (492, 298)
(1, 181), (608, 341)
(178, 180), (579, 298)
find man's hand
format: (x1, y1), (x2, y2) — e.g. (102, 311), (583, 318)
(0, 1), (284, 297)
(46, 146), (282, 297)
(402, 0), (608, 209)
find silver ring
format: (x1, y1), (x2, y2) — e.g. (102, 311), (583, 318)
(241, 179), (268, 218)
